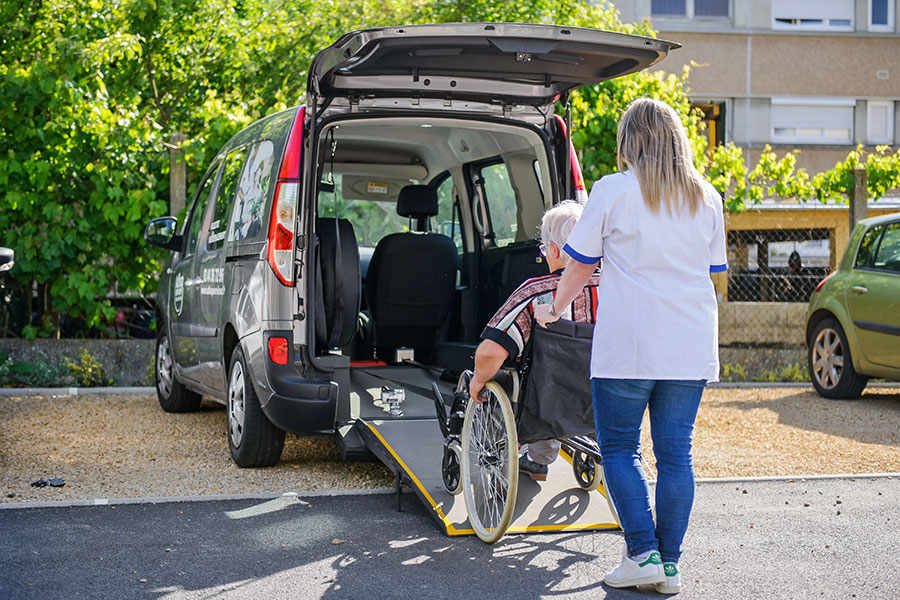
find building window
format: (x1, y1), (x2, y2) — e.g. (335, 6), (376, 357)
(869, 0), (895, 31)
(867, 101), (895, 144)
(772, 0), (854, 30)
(771, 98), (855, 145)
(652, 0), (728, 17)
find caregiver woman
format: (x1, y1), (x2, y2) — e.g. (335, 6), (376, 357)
(535, 97), (727, 595)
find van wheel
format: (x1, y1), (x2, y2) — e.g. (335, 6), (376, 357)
(808, 318), (868, 399)
(156, 330), (202, 412)
(227, 345), (285, 467)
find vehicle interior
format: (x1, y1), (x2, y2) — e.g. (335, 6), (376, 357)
(313, 115), (561, 377)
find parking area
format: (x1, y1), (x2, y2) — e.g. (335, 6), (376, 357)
(1, 386), (898, 504)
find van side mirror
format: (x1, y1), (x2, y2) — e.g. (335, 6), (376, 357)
(144, 217), (183, 251)
(0, 247), (13, 272)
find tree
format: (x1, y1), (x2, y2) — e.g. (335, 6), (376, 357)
(3, 0), (896, 337)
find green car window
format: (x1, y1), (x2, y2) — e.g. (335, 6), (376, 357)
(854, 225), (884, 269)
(873, 223), (900, 273)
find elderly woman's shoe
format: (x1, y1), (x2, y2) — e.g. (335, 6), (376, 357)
(603, 549), (664, 588)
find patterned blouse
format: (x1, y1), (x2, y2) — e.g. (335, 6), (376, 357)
(481, 268), (601, 360)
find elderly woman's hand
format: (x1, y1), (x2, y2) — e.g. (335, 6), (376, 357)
(533, 303), (560, 328)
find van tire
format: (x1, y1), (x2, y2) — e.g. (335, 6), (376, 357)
(227, 345), (285, 467)
(156, 330), (202, 413)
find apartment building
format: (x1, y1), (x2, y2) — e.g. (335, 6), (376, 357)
(615, 0), (900, 175)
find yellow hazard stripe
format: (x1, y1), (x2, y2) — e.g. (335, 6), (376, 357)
(365, 422), (619, 536)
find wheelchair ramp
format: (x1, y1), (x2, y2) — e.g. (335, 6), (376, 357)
(351, 366), (620, 537)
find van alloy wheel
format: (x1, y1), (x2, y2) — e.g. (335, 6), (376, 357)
(228, 361), (246, 449)
(156, 336), (173, 399)
(155, 331), (202, 413)
(227, 345), (285, 467)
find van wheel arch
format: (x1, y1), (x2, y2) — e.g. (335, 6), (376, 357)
(223, 323), (239, 374)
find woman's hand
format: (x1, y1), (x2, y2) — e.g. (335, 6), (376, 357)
(534, 303), (560, 329)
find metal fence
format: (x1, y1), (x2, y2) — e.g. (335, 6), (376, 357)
(717, 226), (836, 381)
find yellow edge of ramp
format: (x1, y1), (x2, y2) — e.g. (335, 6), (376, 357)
(364, 421), (618, 536)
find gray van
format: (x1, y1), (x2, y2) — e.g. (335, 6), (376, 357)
(145, 23), (675, 467)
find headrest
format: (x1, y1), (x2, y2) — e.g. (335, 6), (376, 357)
(397, 185), (438, 219)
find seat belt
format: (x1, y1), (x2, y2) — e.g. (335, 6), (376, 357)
(326, 128), (343, 349)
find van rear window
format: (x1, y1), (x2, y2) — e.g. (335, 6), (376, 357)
(228, 140), (276, 243)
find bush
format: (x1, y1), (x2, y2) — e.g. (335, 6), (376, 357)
(0, 351), (72, 387)
(65, 348), (115, 387)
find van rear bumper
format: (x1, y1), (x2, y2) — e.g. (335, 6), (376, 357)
(262, 385), (338, 435)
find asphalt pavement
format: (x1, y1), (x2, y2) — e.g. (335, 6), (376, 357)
(2, 476), (898, 599)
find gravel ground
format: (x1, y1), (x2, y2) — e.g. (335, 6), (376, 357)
(1, 387), (898, 504)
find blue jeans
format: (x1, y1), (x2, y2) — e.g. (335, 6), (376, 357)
(592, 378), (706, 564)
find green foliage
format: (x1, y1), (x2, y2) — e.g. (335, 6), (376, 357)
(0, 351), (71, 387)
(754, 363), (808, 383)
(709, 142), (900, 212)
(720, 362), (748, 383)
(65, 348), (115, 387)
(3, 0), (898, 338)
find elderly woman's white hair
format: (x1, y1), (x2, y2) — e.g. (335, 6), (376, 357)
(540, 200), (583, 252)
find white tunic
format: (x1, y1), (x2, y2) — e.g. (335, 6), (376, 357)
(564, 170), (727, 382)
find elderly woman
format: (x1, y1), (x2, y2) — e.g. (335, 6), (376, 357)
(469, 200), (600, 481)
(536, 98), (727, 594)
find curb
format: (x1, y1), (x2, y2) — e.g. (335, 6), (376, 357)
(708, 381), (899, 389)
(0, 386), (155, 397)
(2, 474), (897, 511)
(0, 487), (401, 510)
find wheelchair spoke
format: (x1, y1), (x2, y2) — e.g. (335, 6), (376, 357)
(461, 381), (518, 543)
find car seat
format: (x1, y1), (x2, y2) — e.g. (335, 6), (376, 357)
(364, 185), (457, 357)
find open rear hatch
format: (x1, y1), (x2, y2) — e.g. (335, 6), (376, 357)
(308, 23), (679, 109)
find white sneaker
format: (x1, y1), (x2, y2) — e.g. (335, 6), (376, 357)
(603, 550), (664, 588)
(655, 562), (681, 594)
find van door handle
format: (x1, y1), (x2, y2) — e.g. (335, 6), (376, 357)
(851, 286), (868, 294)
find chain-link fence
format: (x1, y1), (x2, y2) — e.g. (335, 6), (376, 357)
(718, 222), (835, 382)
(726, 228), (832, 304)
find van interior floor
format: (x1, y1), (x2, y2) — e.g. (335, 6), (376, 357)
(346, 364), (620, 537)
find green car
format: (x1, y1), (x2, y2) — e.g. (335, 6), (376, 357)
(806, 212), (900, 398)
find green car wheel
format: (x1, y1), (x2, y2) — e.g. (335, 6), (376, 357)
(808, 318), (868, 399)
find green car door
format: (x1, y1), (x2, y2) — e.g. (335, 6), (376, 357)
(844, 221), (900, 368)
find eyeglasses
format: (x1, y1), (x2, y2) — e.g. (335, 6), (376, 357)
(539, 243), (546, 257)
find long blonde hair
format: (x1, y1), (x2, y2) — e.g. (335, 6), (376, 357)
(616, 98), (706, 215)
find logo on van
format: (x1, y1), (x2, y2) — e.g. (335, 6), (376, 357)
(174, 273), (185, 315)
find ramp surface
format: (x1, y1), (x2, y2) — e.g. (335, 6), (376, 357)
(351, 366), (619, 537)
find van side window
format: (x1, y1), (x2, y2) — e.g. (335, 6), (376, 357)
(228, 140), (276, 243)
(184, 164), (221, 257)
(207, 146), (249, 251)
(872, 223), (900, 272)
(479, 161), (520, 248)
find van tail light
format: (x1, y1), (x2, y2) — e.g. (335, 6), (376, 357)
(814, 271), (836, 293)
(553, 115), (588, 204)
(267, 182), (297, 286)
(268, 337), (288, 365)
(266, 107), (305, 286)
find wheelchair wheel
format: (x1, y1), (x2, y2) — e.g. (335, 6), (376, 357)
(441, 439), (463, 495)
(460, 381), (518, 544)
(571, 450), (601, 492)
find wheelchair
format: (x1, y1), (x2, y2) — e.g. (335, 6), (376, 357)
(430, 320), (620, 544)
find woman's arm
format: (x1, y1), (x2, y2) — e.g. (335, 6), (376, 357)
(534, 260), (598, 327)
